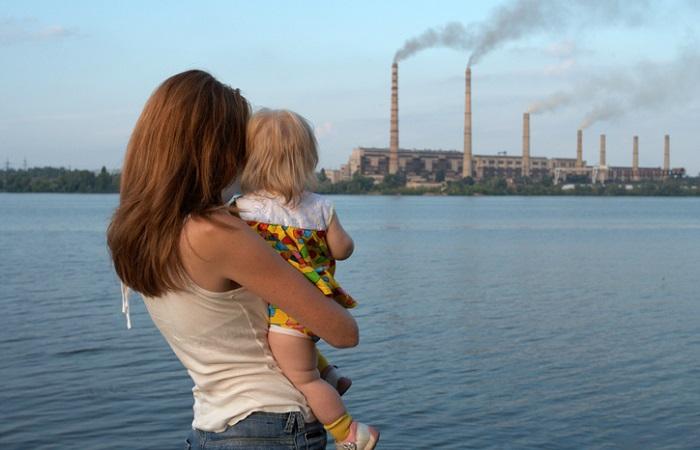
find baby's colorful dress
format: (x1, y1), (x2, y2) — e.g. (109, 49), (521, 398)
(236, 191), (357, 341)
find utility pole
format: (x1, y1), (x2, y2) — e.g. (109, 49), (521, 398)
(23, 157), (27, 171)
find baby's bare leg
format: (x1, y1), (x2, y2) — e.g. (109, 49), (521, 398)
(268, 332), (346, 424)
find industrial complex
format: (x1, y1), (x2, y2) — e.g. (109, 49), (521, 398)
(325, 63), (685, 185)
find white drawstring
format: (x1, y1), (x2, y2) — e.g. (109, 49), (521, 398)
(121, 282), (132, 329)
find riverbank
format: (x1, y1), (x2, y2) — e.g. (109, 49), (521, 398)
(2, 168), (699, 196)
(316, 173), (700, 197)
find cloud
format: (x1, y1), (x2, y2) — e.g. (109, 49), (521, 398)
(0, 18), (78, 45)
(545, 40), (577, 58)
(37, 25), (78, 39)
(544, 57), (576, 76)
(541, 40), (588, 76)
(504, 40), (586, 77)
(314, 121), (334, 139)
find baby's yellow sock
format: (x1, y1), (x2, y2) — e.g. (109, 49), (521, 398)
(324, 413), (353, 442)
(317, 349), (330, 374)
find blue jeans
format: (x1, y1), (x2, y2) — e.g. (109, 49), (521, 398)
(185, 411), (327, 449)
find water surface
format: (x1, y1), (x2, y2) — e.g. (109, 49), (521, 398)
(1, 194), (699, 449)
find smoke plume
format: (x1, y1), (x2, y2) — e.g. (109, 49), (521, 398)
(579, 102), (627, 129)
(395, 0), (649, 65)
(530, 44), (700, 128)
(527, 92), (575, 114)
(394, 22), (474, 62)
(467, 0), (650, 66)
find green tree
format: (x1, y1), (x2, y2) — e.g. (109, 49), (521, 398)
(95, 166), (111, 192)
(381, 173), (406, 188)
(349, 173), (375, 192)
(435, 169), (445, 183)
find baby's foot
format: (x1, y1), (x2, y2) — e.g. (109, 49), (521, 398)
(321, 365), (352, 396)
(335, 422), (380, 450)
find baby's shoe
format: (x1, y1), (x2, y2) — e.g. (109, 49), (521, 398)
(335, 422), (380, 450)
(321, 365), (352, 396)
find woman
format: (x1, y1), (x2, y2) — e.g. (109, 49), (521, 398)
(107, 70), (358, 449)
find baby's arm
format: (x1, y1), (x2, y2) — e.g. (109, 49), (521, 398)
(326, 211), (354, 260)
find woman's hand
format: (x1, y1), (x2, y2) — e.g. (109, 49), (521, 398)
(181, 212), (359, 348)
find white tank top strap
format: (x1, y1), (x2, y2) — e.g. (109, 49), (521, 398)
(121, 282), (132, 329)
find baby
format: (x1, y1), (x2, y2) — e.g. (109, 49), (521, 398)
(235, 109), (379, 450)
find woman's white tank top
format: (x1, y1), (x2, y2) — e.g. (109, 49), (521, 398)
(141, 281), (313, 432)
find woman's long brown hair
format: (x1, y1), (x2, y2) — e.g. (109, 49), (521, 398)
(107, 70), (250, 297)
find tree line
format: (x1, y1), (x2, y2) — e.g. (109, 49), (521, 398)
(316, 171), (700, 197)
(2, 166), (698, 196)
(0, 167), (119, 193)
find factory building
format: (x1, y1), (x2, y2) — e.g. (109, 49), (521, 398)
(347, 147), (578, 183)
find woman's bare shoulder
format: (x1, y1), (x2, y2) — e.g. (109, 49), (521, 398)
(185, 211), (245, 232)
(182, 211), (260, 260)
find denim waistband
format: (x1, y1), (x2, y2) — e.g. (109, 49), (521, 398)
(188, 411), (326, 450)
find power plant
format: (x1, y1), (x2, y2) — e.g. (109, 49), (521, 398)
(327, 63), (686, 185)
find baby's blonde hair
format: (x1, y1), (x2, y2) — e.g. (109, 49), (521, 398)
(241, 109), (318, 205)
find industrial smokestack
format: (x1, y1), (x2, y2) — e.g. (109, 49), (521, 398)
(389, 62), (399, 175)
(463, 66), (473, 178)
(599, 134), (607, 183)
(663, 134), (670, 179)
(633, 136), (640, 181)
(522, 112), (530, 177)
(576, 129), (583, 169)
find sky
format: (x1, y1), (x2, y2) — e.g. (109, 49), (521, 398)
(1, 0), (699, 174)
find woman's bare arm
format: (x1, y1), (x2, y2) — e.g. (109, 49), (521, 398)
(182, 212), (359, 348)
(326, 212), (354, 261)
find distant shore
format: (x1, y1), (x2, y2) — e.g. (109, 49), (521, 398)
(316, 173), (700, 197)
(2, 167), (699, 196)
(1, 167), (118, 194)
